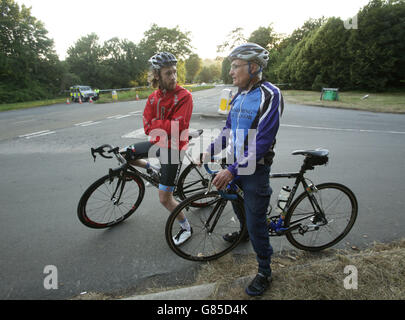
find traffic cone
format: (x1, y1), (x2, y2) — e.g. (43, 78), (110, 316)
(66, 98), (70, 105)
(89, 97), (93, 103)
(136, 93), (139, 101)
(79, 96), (82, 104)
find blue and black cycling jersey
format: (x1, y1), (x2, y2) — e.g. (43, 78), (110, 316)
(208, 80), (284, 176)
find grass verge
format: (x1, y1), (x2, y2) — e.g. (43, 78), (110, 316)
(197, 238), (405, 300)
(283, 90), (405, 114)
(0, 97), (67, 112)
(72, 238), (405, 300)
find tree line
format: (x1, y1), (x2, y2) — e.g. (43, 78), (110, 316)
(1, 0), (404, 103)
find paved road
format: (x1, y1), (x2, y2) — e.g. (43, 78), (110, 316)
(0, 86), (404, 299)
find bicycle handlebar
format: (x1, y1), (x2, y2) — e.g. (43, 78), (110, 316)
(91, 144), (120, 161)
(203, 163), (219, 175)
(203, 163), (238, 200)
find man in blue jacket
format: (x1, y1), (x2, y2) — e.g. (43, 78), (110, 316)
(201, 43), (284, 296)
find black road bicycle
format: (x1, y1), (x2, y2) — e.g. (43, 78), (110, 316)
(165, 149), (358, 261)
(77, 129), (213, 228)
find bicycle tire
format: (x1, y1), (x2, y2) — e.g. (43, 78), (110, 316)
(165, 191), (247, 261)
(176, 164), (211, 207)
(77, 171), (145, 228)
(285, 182), (358, 251)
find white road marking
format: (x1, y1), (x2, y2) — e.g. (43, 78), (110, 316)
(18, 130), (50, 138)
(114, 114), (132, 119)
(81, 121), (101, 127)
(281, 124), (405, 135)
(75, 121), (94, 126)
(107, 113), (138, 120)
(24, 130), (55, 139)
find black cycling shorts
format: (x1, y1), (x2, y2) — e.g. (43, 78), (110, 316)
(127, 141), (183, 189)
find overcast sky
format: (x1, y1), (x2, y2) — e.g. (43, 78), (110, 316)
(16, 0), (370, 60)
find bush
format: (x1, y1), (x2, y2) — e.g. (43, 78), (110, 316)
(0, 82), (52, 104)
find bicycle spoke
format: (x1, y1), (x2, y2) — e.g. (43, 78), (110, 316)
(166, 192), (246, 261)
(286, 183), (357, 251)
(78, 173), (144, 228)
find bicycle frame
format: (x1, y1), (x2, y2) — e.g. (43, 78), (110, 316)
(92, 141), (208, 204)
(204, 163), (327, 236)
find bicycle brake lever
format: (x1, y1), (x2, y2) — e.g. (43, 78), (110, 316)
(205, 173), (216, 195)
(91, 148), (97, 162)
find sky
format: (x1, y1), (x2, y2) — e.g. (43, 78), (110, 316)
(15, 0), (370, 60)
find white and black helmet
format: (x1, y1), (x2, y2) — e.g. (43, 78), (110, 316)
(228, 43), (269, 68)
(149, 52), (178, 70)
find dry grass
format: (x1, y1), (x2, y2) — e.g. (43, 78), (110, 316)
(70, 239), (405, 300)
(197, 238), (405, 300)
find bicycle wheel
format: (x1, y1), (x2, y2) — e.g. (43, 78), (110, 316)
(77, 171), (145, 228)
(285, 183), (358, 251)
(176, 164), (211, 207)
(165, 191), (247, 261)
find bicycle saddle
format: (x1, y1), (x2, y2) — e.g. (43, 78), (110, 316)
(292, 148), (329, 157)
(188, 129), (203, 140)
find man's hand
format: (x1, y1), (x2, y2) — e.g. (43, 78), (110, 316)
(212, 169), (234, 190)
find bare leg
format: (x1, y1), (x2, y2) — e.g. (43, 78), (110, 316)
(129, 159), (148, 168)
(159, 189), (185, 221)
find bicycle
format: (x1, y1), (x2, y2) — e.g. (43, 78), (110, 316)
(77, 129), (214, 228)
(165, 148), (358, 261)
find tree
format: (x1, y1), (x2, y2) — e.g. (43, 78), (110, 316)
(138, 24), (193, 60)
(185, 54), (202, 83)
(221, 58), (232, 84)
(276, 17), (351, 90)
(347, 0), (405, 90)
(0, 0), (61, 102)
(217, 27), (247, 54)
(247, 25), (281, 50)
(65, 33), (103, 87)
(197, 60), (221, 83)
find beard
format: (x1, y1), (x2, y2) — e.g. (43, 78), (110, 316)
(159, 79), (177, 91)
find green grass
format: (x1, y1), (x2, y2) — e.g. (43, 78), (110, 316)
(283, 90), (405, 113)
(0, 97), (67, 112)
(2, 86), (403, 114)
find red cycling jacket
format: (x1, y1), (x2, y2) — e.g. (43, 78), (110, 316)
(143, 85), (193, 150)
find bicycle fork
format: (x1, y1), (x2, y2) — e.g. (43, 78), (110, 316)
(109, 167), (126, 206)
(204, 198), (227, 234)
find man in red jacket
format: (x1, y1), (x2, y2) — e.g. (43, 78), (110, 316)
(127, 52), (193, 245)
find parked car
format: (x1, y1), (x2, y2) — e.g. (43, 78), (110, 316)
(70, 85), (99, 102)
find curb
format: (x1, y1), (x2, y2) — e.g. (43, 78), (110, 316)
(192, 112), (228, 120)
(121, 275), (255, 300)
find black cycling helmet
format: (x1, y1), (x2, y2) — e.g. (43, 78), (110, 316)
(149, 52), (178, 70)
(228, 43), (269, 68)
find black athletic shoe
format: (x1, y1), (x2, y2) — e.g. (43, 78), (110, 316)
(245, 273), (271, 296)
(223, 231), (249, 243)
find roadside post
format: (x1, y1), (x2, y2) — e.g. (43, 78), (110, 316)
(218, 88), (233, 115)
